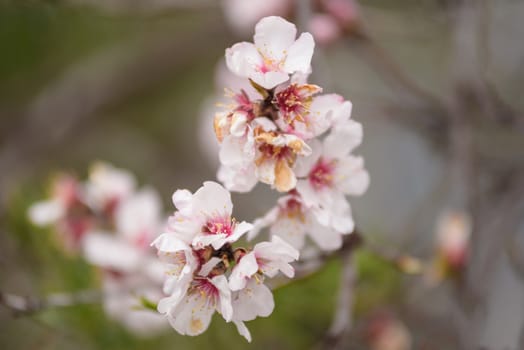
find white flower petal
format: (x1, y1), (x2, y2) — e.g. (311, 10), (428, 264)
(219, 135), (250, 166)
(225, 42), (263, 78)
(253, 117), (278, 131)
(83, 232), (142, 272)
(227, 221), (254, 244)
(270, 216), (307, 251)
(232, 278), (274, 321)
(229, 252), (259, 291)
(251, 70), (290, 90)
(192, 181), (233, 218)
(172, 189), (193, 214)
(294, 139), (322, 177)
(212, 275), (233, 322)
(217, 163), (258, 193)
(115, 188), (161, 243)
(230, 112), (248, 137)
(323, 120), (363, 159)
(335, 156), (370, 196)
(192, 234), (228, 250)
(158, 294), (182, 314)
(308, 219), (343, 251)
(254, 16), (297, 62)
(28, 199), (65, 226)
(329, 194), (355, 233)
(152, 232), (190, 252)
(283, 32), (315, 73)
(234, 320), (252, 343)
(256, 158), (276, 185)
(199, 257), (222, 277)
(295, 179), (319, 207)
(254, 235), (299, 278)
(166, 212), (202, 244)
(331, 100), (353, 126)
(166, 293), (214, 336)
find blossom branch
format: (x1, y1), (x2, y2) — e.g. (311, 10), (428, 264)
(323, 246), (356, 349)
(0, 290), (103, 317)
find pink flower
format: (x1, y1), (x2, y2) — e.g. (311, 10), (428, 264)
(231, 277), (275, 342)
(228, 235), (298, 342)
(28, 174), (93, 251)
(249, 193), (347, 251)
(166, 182), (253, 250)
(274, 90), (351, 140)
(436, 210), (471, 269)
(84, 162), (136, 216)
(151, 233), (199, 298)
(229, 235), (299, 291)
(226, 16), (315, 89)
(82, 188), (163, 272)
(157, 275), (232, 336)
(217, 116), (313, 193)
(253, 124), (312, 192)
(294, 124), (369, 233)
(217, 161), (258, 193)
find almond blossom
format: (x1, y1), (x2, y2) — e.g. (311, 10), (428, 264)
(84, 162), (136, 216)
(28, 174), (93, 251)
(427, 210), (472, 283)
(226, 16), (314, 89)
(82, 188), (163, 272)
(81, 187), (168, 333)
(436, 210), (471, 269)
(294, 124), (369, 233)
(152, 182), (299, 341)
(229, 236), (298, 342)
(253, 124), (312, 192)
(229, 235), (299, 290)
(166, 181), (253, 250)
(248, 193), (347, 251)
(158, 275), (232, 336)
(217, 17), (364, 194)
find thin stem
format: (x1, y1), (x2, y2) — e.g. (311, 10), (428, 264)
(0, 290), (102, 317)
(324, 248), (356, 349)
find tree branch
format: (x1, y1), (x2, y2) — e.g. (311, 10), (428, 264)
(0, 290), (102, 317)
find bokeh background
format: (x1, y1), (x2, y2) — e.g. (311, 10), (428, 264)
(1, 1), (524, 349)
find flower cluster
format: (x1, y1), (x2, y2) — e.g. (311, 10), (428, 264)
(28, 15), (370, 343)
(215, 16), (369, 252)
(29, 162), (167, 335)
(152, 181), (298, 342)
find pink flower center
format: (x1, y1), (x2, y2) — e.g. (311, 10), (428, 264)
(309, 158), (336, 190)
(190, 278), (219, 305)
(204, 216), (235, 237)
(276, 85), (307, 119)
(258, 57), (278, 74)
(281, 197), (306, 222)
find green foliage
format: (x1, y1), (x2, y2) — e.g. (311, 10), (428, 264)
(353, 249), (403, 316)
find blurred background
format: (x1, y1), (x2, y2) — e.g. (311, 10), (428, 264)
(1, 0), (524, 349)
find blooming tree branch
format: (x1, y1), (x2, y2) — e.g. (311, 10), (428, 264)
(23, 15), (371, 343)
